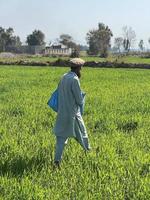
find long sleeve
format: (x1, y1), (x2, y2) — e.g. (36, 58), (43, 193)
(71, 78), (83, 106)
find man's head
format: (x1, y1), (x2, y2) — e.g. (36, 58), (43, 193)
(70, 58), (85, 79)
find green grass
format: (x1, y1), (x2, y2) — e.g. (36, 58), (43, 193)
(0, 66), (150, 199)
(82, 56), (150, 63)
(115, 56), (150, 64)
(0, 55), (101, 63)
(1, 55), (150, 64)
(0, 56), (60, 63)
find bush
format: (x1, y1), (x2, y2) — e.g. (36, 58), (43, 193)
(70, 49), (80, 58)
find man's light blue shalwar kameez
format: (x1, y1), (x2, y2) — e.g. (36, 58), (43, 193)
(53, 71), (90, 161)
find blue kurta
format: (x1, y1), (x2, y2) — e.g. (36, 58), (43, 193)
(53, 71), (90, 150)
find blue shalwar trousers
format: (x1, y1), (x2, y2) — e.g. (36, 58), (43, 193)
(54, 136), (68, 162)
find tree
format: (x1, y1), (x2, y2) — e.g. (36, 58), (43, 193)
(59, 34), (77, 49)
(59, 34), (80, 57)
(122, 26), (136, 52)
(0, 27), (6, 51)
(70, 48), (80, 58)
(86, 23), (113, 57)
(26, 30), (45, 46)
(148, 38), (150, 47)
(86, 30), (99, 55)
(138, 40), (144, 52)
(0, 27), (21, 52)
(114, 37), (123, 53)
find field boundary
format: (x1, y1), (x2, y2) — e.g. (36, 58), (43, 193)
(1, 60), (150, 69)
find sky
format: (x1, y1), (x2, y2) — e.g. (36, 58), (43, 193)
(0, 0), (150, 47)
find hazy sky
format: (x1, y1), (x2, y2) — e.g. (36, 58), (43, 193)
(0, 0), (150, 47)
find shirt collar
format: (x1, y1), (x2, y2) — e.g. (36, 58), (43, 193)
(69, 71), (78, 77)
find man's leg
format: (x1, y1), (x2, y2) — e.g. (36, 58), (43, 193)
(54, 136), (68, 166)
(75, 116), (91, 151)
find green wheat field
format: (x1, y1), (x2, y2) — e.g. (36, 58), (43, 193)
(0, 66), (150, 200)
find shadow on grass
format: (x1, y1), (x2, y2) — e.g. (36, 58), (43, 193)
(0, 152), (53, 177)
(117, 121), (138, 133)
(139, 163), (150, 177)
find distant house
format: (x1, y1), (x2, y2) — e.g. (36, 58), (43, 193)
(4, 43), (72, 55)
(44, 44), (72, 56)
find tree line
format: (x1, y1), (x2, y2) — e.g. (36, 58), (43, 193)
(0, 27), (83, 56)
(0, 23), (150, 57)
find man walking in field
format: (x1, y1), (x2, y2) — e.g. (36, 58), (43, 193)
(53, 58), (91, 167)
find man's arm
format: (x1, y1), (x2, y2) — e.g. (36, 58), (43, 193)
(71, 78), (83, 106)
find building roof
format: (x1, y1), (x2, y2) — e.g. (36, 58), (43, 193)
(45, 43), (69, 49)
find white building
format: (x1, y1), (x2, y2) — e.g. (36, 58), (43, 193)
(44, 44), (72, 56)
